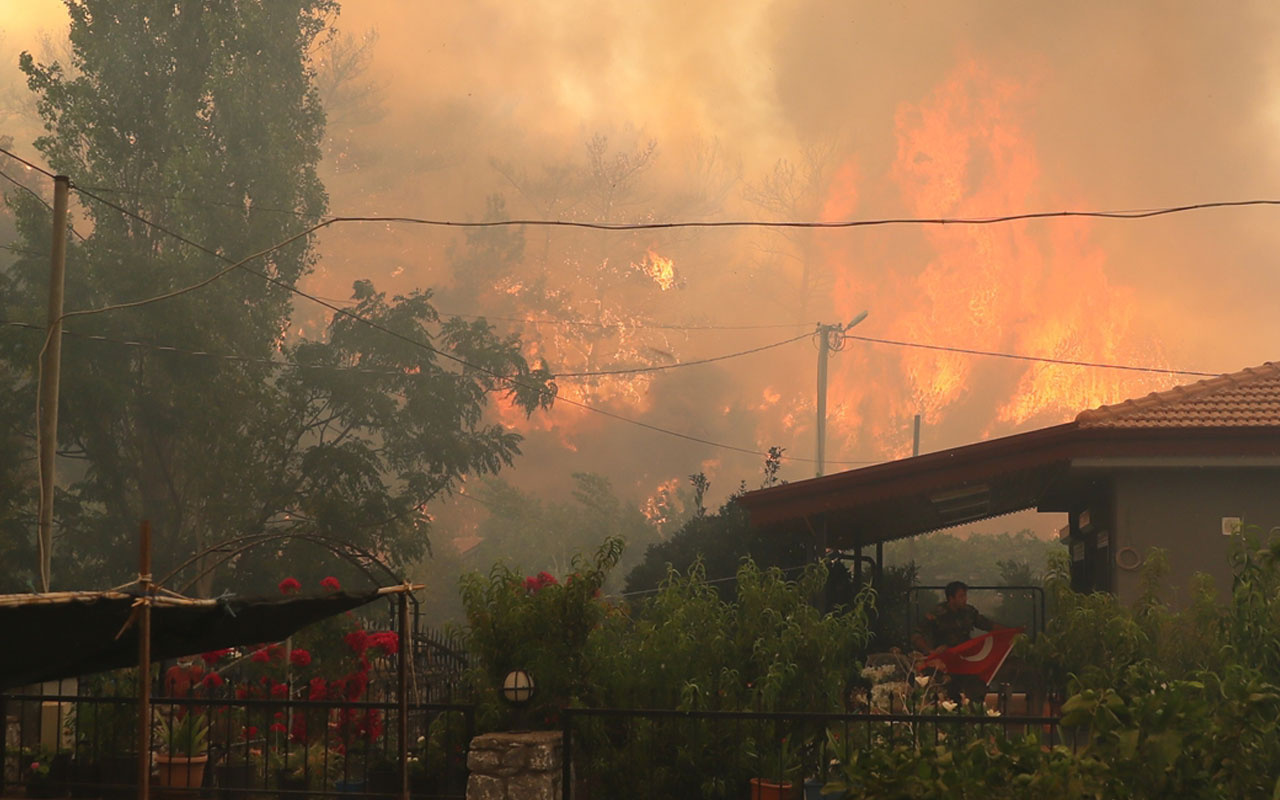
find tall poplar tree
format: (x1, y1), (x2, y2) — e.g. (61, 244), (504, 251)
(0, 1), (553, 593)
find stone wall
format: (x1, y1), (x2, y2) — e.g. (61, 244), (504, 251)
(466, 730), (562, 800)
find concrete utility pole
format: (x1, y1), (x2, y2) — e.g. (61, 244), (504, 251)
(36, 175), (70, 593)
(814, 310), (868, 477)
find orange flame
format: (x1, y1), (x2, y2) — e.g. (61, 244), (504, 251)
(818, 58), (1172, 458)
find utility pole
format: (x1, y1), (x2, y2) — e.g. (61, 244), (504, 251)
(814, 310), (868, 477)
(36, 174), (70, 593)
(908, 413), (921, 568)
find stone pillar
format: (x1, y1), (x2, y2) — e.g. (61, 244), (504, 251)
(466, 730), (562, 800)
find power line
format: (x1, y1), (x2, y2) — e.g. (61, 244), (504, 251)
(226, 201), (1280, 233)
(46, 190), (875, 466)
(554, 332), (810, 378)
(0, 319), (811, 382)
(0, 171), (88, 242)
(9, 148), (1280, 232)
(844, 334), (1217, 378)
(0, 146), (55, 178)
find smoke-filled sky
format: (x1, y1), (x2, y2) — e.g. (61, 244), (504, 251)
(5, 1), (1280, 541)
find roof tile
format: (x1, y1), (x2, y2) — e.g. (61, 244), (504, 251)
(1076, 361), (1280, 428)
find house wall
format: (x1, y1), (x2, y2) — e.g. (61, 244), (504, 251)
(1111, 468), (1280, 605)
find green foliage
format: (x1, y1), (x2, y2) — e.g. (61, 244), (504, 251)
(623, 475), (814, 600)
(154, 711), (208, 757)
(459, 536), (623, 730)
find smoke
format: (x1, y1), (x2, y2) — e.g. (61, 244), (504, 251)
(8, 0), (1280, 540)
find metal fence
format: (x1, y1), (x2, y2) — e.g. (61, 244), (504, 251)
(561, 699), (1072, 800)
(1, 682), (474, 800)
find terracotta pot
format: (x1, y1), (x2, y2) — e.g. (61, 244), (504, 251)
(154, 754), (209, 789)
(749, 777), (794, 800)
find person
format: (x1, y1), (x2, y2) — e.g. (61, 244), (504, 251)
(912, 581), (1008, 706)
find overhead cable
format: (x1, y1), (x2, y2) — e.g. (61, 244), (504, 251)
(844, 334), (1217, 378)
(61, 189), (875, 465)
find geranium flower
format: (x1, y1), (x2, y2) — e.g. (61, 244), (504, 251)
(269, 682), (289, 699)
(344, 629), (369, 654)
(242, 726), (258, 740)
(278, 577), (301, 595)
(202, 673), (224, 689)
(289, 648), (312, 667)
(320, 576), (341, 592)
(367, 631), (399, 656)
(307, 677), (327, 701)
(251, 648), (271, 664)
(269, 722), (287, 734)
(201, 648), (232, 665)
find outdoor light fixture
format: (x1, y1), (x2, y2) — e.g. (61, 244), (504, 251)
(501, 669), (535, 706)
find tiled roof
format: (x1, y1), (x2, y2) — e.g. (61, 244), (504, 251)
(1076, 361), (1280, 428)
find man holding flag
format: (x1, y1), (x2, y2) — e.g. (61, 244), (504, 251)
(912, 581), (1022, 706)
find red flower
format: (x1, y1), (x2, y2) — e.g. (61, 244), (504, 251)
(278, 577), (301, 595)
(242, 726), (258, 740)
(344, 629), (369, 655)
(251, 648), (271, 664)
(320, 576), (341, 592)
(234, 686), (249, 700)
(289, 648), (312, 667)
(307, 677), (327, 701)
(269, 723), (287, 734)
(367, 631), (399, 656)
(201, 648), (232, 665)
(290, 715), (308, 744)
(344, 670), (369, 701)
(269, 682), (289, 699)
(537, 571), (558, 586)
(202, 673), (224, 689)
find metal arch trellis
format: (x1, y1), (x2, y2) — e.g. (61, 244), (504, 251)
(155, 531), (420, 627)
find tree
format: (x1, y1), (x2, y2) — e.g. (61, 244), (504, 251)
(0, 0), (553, 594)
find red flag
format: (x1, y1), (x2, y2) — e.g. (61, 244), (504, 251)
(920, 627), (1024, 684)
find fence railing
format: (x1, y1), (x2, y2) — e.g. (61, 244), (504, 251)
(560, 701), (1072, 800)
(0, 686), (474, 800)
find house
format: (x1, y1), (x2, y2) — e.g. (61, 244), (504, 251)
(736, 361), (1280, 605)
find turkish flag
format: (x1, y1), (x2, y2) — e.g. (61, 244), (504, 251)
(920, 627), (1024, 685)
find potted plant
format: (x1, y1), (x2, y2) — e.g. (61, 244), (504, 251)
(24, 748), (61, 799)
(153, 712), (211, 789)
(748, 734), (800, 800)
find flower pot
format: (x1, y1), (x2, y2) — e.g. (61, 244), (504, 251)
(214, 761), (257, 800)
(749, 777), (793, 800)
(154, 753), (210, 790)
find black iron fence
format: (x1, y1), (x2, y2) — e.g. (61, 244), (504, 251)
(561, 700), (1072, 800)
(0, 684), (474, 800)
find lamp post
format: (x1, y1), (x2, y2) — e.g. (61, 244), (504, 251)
(500, 669), (535, 732)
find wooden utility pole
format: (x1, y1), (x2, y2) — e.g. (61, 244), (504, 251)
(814, 311), (868, 478)
(36, 175), (70, 592)
(398, 589), (410, 800)
(137, 521), (153, 800)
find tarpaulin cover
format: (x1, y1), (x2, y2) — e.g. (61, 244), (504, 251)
(0, 590), (383, 691)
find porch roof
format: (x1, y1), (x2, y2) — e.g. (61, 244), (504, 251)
(736, 361), (1280, 549)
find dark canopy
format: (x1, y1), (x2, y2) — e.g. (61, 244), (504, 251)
(0, 589), (383, 691)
